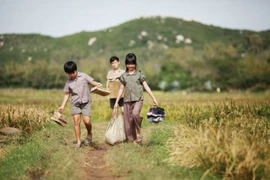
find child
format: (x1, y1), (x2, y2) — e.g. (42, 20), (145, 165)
(114, 53), (158, 143)
(58, 61), (102, 147)
(106, 56), (125, 113)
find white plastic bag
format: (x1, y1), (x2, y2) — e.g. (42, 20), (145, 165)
(105, 110), (126, 145)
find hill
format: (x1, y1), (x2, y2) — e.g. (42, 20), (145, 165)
(0, 16), (269, 90)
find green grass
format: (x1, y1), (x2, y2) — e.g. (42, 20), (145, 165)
(0, 137), (50, 179)
(0, 123), (81, 180)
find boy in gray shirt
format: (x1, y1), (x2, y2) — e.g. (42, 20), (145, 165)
(58, 61), (102, 147)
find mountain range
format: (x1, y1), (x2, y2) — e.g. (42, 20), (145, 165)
(0, 16), (269, 90)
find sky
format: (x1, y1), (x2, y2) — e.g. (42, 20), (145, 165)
(0, 0), (270, 38)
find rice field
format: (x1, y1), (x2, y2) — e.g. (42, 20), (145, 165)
(0, 88), (269, 179)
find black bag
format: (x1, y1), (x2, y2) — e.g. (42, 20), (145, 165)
(147, 107), (166, 123)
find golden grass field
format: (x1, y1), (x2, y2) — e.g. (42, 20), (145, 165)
(0, 88), (269, 179)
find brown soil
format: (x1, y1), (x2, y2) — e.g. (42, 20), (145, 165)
(81, 143), (125, 180)
(76, 122), (127, 180)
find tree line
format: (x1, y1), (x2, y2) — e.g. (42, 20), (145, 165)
(1, 41), (269, 92)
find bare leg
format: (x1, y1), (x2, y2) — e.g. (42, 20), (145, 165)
(73, 114), (81, 145)
(82, 115), (92, 139)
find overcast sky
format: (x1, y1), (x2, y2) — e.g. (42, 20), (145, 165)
(0, 0), (269, 37)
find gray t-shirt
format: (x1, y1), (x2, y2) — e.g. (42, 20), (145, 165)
(119, 70), (146, 102)
(64, 72), (94, 106)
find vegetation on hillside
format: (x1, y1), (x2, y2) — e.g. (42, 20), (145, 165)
(0, 16), (269, 90)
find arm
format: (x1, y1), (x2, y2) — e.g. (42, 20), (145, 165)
(106, 72), (110, 89)
(113, 84), (125, 109)
(106, 79), (109, 89)
(58, 92), (70, 113)
(90, 81), (102, 87)
(142, 81), (158, 106)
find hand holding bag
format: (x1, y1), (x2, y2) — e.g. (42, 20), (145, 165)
(147, 106), (166, 123)
(105, 108), (126, 145)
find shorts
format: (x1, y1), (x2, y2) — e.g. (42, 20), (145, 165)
(71, 101), (91, 116)
(110, 98), (124, 109)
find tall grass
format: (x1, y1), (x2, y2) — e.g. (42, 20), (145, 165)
(1, 88), (270, 179)
(166, 100), (270, 179)
(105, 125), (215, 180)
(0, 104), (50, 133)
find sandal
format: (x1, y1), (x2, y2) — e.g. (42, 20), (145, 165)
(84, 137), (92, 146)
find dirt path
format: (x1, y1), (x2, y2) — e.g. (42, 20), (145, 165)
(76, 122), (127, 180)
(81, 143), (124, 180)
(0, 121), (128, 180)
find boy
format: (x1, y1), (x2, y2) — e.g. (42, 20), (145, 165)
(106, 56), (125, 112)
(58, 61), (102, 147)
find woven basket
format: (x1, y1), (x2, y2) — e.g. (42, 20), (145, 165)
(51, 111), (68, 127)
(91, 86), (110, 96)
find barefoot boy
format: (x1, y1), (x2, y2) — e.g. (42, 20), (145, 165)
(58, 61), (102, 147)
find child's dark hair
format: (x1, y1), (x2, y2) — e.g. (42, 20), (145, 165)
(125, 53), (137, 71)
(64, 61), (77, 74)
(109, 56), (119, 63)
